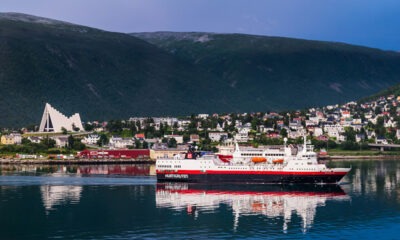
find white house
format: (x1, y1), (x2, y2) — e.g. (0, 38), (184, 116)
(314, 127), (323, 137)
(109, 136), (134, 149)
(52, 136), (68, 148)
(338, 134), (347, 142)
(376, 136), (388, 145)
(82, 134), (100, 145)
(234, 126), (252, 142)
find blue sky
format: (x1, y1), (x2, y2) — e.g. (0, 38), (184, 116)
(1, 0), (400, 50)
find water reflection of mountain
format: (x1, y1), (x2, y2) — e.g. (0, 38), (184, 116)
(41, 185), (82, 211)
(156, 184), (350, 232)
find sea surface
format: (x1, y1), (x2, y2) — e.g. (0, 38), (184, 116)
(0, 160), (400, 240)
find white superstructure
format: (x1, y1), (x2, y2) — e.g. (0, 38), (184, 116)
(156, 137), (349, 176)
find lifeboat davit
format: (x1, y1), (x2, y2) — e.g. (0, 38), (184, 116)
(272, 159), (284, 164)
(252, 157), (266, 163)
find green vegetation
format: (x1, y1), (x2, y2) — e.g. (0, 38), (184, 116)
(133, 32), (400, 112)
(361, 83), (400, 103)
(0, 14), (235, 127)
(0, 136), (85, 155)
(2, 13), (400, 127)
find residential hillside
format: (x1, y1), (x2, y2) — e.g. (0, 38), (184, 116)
(132, 31), (400, 110)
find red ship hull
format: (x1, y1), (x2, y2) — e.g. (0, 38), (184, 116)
(156, 170), (348, 184)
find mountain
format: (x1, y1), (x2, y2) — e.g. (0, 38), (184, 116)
(0, 13), (238, 127)
(132, 31), (400, 110)
(1, 13), (400, 127)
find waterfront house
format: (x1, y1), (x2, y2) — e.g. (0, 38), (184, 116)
(376, 136), (388, 145)
(53, 136), (68, 148)
(109, 137), (134, 149)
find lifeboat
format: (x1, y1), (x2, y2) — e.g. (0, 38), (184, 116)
(272, 159), (284, 164)
(252, 157), (266, 163)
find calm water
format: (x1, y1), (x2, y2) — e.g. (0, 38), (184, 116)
(0, 161), (400, 240)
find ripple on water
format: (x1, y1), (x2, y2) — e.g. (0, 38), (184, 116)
(0, 175), (157, 186)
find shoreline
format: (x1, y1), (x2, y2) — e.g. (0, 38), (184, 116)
(1, 155), (400, 164)
(0, 159), (156, 165)
(320, 155), (400, 160)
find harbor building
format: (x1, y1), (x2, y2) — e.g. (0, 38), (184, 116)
(39, 103), (83, 132)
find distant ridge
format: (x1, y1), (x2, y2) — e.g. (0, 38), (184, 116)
(132, 31), (400, 109)
(0, 12), (73, 25)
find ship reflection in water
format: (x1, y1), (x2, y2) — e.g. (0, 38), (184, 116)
(156, 184), (350, 232)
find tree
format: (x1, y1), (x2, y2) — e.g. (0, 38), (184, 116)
(375, 107), (382, 115)
(183, 133), (190, 143)
(84, 123), (94, 132)
(106, 120), (123, 134)
(72, 123), (80, 132)
(173, 122), (179, 131)
(97, 134), (109, 146)
(375, 117), (386, 137)
(280, 128), (288, 138)
(61, 127), (68, 135)
(21, 138), (31, 145)
(68, 135), (74, 149)
(41, 137), (56, 148)
(129, 122), (137, 136)
(136, 120), (142, 131)
(135, 140), (142, 149)
(142, 141), (149, 149)
(167, 138), (177, 148)
(344, 128), (356, 142)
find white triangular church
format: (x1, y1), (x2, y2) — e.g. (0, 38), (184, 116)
(39, 103), (83, 132)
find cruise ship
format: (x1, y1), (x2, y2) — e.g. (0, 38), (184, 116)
(156, 137), (351, 184)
